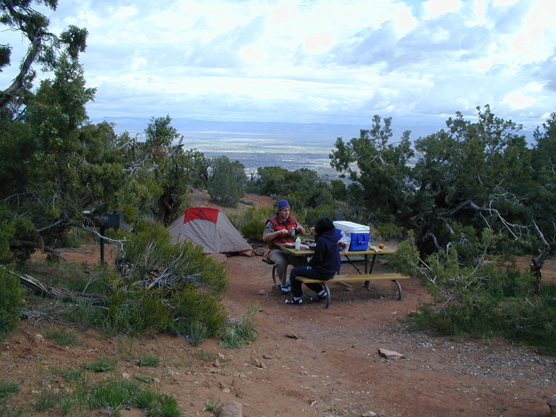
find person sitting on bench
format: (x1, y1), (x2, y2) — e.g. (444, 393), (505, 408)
(285, 216), (341, 305)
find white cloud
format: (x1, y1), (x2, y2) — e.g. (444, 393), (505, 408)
(2, 0), (551, 134)
(421, 0), (461, 19)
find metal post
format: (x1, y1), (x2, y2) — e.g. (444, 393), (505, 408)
(100, 227), (105, 264)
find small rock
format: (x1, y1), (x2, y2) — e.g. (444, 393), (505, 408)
(378, 348), (404, 360)
(286, 332), (299, 339)
(362, 411), (377, 417)
(213, 359), (220, 367)
(121, 372), (131, 379)
(218, 400), (243, 417)
(258, 289), (266, 295)
(262, 354), (272, 359)
(548, 394), (556, 416)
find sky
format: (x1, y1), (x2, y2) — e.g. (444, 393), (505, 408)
(3, 0), (556, 137)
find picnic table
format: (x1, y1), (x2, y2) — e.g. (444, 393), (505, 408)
(278, 243), (409, 308)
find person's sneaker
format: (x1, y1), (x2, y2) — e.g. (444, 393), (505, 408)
(285, 297), (302, 304)
(309, 291), (327, 302)
(280, 285), (291, 294)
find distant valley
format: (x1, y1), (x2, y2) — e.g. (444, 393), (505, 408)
(99, 117), (366, 177)
(95, 116), (460, 177)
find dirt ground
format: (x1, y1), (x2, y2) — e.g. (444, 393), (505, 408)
(3, 194), (556, 417)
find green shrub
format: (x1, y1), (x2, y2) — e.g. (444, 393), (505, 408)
(228, 206), (274, 242)
(0, 265), (25, 337)
(397, 231), (556, 353)
(86, 223), (229, 339)
(376, 223), (402, 241)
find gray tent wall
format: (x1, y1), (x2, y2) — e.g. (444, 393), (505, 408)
(168, 207), (254, 256)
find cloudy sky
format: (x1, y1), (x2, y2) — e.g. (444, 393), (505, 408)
(4, 0), (556, 136)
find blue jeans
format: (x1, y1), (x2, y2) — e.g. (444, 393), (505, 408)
(290, 266), (334, 298)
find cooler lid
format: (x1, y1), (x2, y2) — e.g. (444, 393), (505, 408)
(333, 220), (370, 233)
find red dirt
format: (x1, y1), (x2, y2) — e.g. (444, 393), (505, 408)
(4, 194), (556, 417)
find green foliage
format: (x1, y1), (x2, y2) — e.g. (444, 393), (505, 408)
(255, 166), (340, 223)
(531, 113), (556, 245)
(0, 266), (24, 337)
(376, 223), (402, 241)
(0, 0), (88, 111)
(191, 349), (217, 362)
(228, 206), (274, 242)
(330, 106), (544, 257)
(25, 372), (180, 417)
(46, 328), (80, 347)
(136, 115), (208, 225)
(203, 398), (223, 415)
(397, 230), (556, 353)
(168, 287), (227, 343)
(0, 381), (19, 399)
(82, 355), (119, 372)
(135, 353), (160, 367)
(220, 302), (260, 349)
(330, 115), (414, 225)
(207, 155), (247, 207)
(90, 223), (228, 339)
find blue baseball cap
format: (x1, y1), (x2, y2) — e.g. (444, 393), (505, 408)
(277, 200), (290, 210)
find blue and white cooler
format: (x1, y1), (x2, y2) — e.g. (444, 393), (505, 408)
(333, 221), (370, 251)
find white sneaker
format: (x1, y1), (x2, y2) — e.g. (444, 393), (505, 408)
(280, 285), (291, 294)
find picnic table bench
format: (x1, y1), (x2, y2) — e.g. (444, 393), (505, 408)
(268, 243), (410, 308)
(297, 272), (410, 308)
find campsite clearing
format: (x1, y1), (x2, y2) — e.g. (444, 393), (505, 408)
(11, 193), (556, 417)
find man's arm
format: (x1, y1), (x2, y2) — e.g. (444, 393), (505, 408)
(263, 222), (289, 243)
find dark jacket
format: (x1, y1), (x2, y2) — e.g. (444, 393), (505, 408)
(308, 228), (341, 276)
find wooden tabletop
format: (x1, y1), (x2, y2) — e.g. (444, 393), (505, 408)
(278, 243), (397, 256)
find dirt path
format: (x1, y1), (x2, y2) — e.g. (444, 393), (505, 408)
(3, 194), (555, 417)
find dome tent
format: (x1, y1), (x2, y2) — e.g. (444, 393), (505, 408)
(168, 207), (254, 256)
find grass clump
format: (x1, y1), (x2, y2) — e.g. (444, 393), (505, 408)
(136, 353), (160, 367)
(220, 302), (260, 349)
(0, 381), (19, 399)
(83, 355), (119, 372)
(46, 328), (80, 347)
(191, 348), (217, 362)
(22, 373), (181, 417)
(203, 398), (223, 415)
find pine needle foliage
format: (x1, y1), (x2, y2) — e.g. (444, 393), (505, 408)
(395, 230), (556, 354)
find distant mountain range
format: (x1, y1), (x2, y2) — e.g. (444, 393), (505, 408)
(93, 116), (365, 144)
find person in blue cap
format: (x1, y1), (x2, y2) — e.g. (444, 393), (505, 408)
(263, 199), (307, 294)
